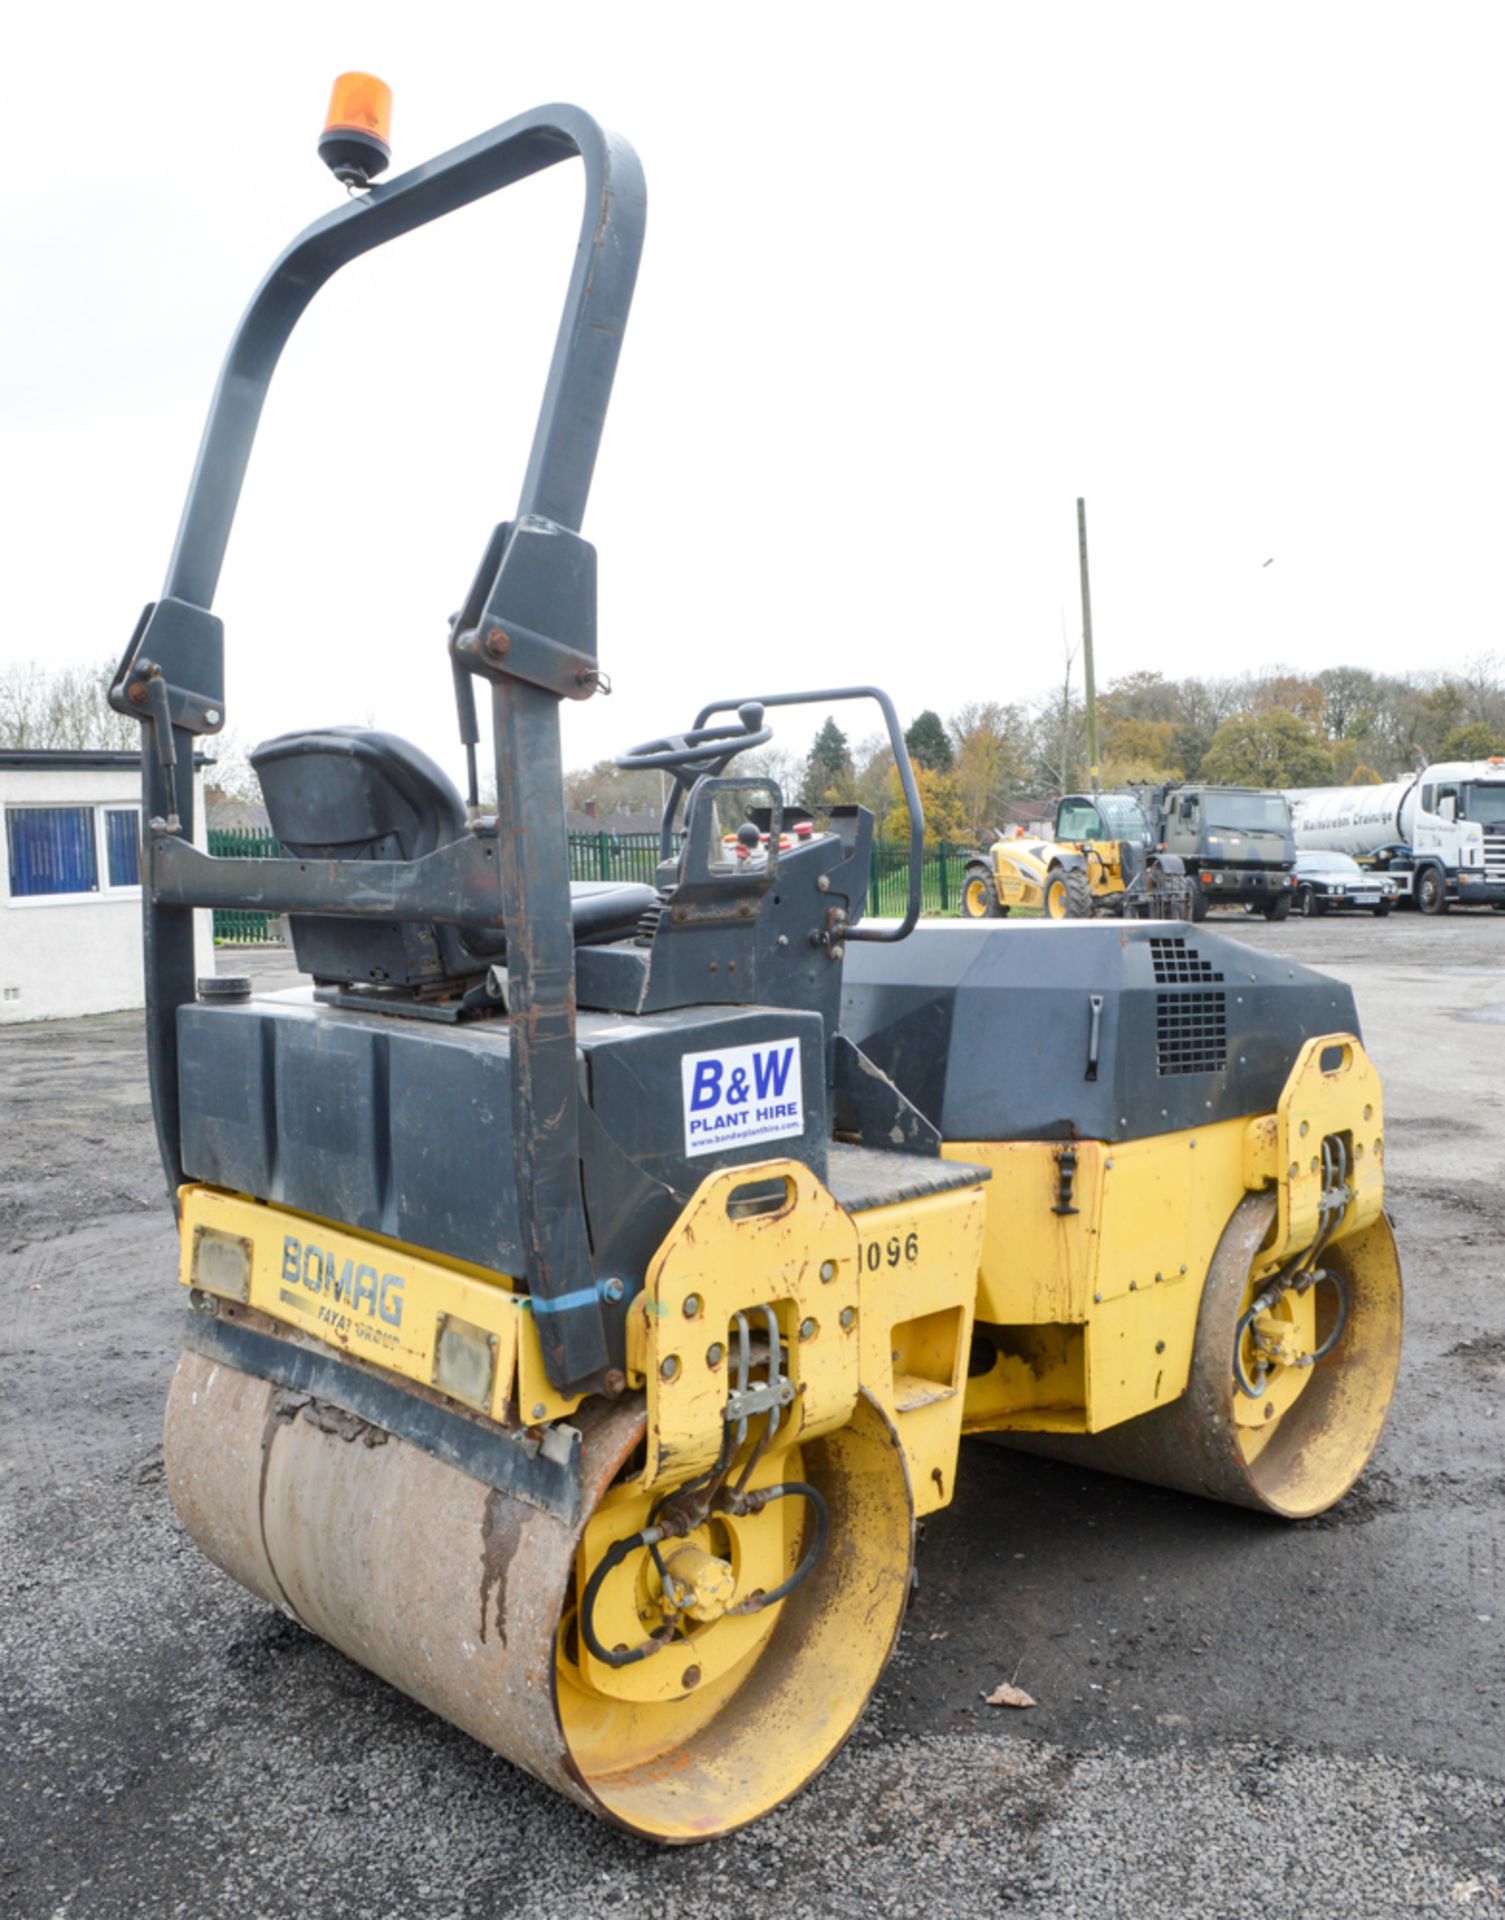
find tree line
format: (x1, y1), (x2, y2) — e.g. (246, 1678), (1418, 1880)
(566, 659), (1505, 848)
(8, 654), (1505, 847)
(0, 659), (137, 752)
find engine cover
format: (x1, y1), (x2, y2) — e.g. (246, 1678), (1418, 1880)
(840, 920), (1359, 1143)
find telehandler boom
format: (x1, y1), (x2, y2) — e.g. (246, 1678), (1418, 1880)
(115, 80), (1402, 1842)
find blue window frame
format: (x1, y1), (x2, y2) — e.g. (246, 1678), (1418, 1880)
(105, 808), (141, 887)
(5, 807), (99, 898)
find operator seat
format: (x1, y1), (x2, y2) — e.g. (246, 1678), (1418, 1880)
(251, 727), (655, 987)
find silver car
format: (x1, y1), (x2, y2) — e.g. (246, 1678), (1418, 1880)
(1292, 849), (1398, 917)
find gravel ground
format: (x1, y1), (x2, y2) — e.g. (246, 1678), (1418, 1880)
(2, 915), (1502, 1918)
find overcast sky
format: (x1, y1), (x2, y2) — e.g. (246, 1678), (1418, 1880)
(5, 2), (1502, 787)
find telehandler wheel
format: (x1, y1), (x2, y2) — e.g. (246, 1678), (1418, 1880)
(1044, 866), (1093, 920)
(164, 1349), (914, 1843)
(995, 1192), (1402, 1518)
(962, 862), (1001, 919)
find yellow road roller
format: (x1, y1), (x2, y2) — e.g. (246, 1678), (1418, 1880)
(111, 81), (1402, 1843)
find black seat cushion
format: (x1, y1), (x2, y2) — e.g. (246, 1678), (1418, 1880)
(567, 879), (658, 945)
(251, 728), (654, 987)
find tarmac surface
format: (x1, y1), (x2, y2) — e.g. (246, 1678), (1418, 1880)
(2, 911), (1502, 1918)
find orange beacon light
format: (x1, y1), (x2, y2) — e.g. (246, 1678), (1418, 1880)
(319, 73), (393, 186)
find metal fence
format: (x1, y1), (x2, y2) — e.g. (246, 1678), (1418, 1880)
(565, 831), (972, 917)
(866, 843), (967, 917)
(566, 829), (669, 887)
(206, 829), (282, 943)
(206, 826), (978, 944)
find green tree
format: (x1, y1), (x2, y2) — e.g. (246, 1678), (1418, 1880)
(1440, 722), (1505, 762)
(903, 708), (954, 772)
(801, 716), (855, 814)
(1316, 665), (1382, 739)
(1409, 683), (1467, 762)
(1346, 763), (1384, 785)
(1200, 710), (1334, 788)
(1170, 720), (1213, 782)
(1171, 675), (1242, 778)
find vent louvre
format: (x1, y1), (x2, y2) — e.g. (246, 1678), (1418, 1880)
(1149, 935), (1224, 986)
(1155, 989), (1228, 1075)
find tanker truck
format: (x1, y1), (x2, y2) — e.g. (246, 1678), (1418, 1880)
(1284, 757), (1505, 913)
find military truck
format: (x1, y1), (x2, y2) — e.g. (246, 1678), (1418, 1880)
(1145, 783), (1297, 921)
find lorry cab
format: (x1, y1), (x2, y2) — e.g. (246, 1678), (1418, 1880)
(1409, 760), (1505, 905)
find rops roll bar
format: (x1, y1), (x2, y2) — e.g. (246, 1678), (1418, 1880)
(112, 103), (645, 1398)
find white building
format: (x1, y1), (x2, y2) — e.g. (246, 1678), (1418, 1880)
(1, 750), (215, 1024)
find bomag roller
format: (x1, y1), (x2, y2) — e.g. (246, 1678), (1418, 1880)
(113, 82), (1403, 1843)
(962, 790), (1194, 921)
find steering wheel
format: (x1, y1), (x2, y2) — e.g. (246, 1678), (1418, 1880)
(616, 701), (771, 778)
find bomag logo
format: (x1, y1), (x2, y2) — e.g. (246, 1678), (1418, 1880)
(281, 1235), (404, 1327)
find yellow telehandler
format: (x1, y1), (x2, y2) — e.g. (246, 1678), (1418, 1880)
(963, 790), (1193, 920)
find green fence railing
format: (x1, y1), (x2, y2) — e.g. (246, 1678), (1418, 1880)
(564, 831), (973, 916)
(206, 828), (282, 944)
(866, 842), (965, 917)
(566, 829), (669, 886)
(206, 826), (977, 945)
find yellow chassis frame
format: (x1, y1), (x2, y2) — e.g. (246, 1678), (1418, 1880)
(178, 1028), (1381, 1523)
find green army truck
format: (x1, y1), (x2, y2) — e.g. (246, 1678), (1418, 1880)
(1147, 783), (1298, 920)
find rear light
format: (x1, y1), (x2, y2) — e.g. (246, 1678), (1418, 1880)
(190, 1225), (252, 1303)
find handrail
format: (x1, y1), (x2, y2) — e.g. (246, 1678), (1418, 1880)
(689, 687), (927, 941)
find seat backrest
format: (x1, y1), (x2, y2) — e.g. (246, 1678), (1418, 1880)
(251, 728), (659, 989)
(251, 727), (501, 986)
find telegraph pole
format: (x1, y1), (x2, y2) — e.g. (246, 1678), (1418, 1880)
(1077, 496), (1100, 792)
